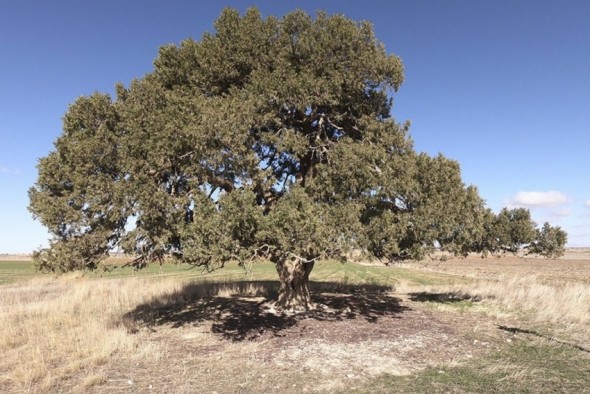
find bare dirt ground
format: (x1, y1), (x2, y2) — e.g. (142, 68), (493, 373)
(0, 254), (31, 261)
(81, 284), (517, 393)
(403, 248), (590, 284)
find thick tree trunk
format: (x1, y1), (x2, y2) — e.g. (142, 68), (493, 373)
(275, 258), (315, 312)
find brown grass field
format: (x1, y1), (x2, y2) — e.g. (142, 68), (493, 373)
(1, 250), (589, 393)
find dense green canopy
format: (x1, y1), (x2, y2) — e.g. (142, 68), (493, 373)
(29, 8), (566, 309)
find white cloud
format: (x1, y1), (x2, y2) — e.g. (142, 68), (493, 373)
(508, 191), (568, 208)
(585, 200), (590, 209)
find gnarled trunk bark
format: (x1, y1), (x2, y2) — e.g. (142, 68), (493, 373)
(275, 258), (315, 312)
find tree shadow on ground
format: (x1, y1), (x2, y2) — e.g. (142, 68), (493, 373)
(123, 281), (410, 341)
(408, 291), (481, 303)
(498, 325), (590, 353)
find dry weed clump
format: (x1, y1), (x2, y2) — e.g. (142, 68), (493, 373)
(457, 275), (590, 326)
(0, 276), (188, 393)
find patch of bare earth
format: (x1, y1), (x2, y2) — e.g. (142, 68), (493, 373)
(403, 251), (590, 284)
(0, 254), (31, 261)
(89, 290), (506, 393)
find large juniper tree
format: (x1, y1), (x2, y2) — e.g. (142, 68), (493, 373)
(29, 8), (566, 310)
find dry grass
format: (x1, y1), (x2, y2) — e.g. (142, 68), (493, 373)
(463, 275), (590, 325)
(0, 274), (478, 393)
(0, 276), (184, 392)
(0, 275), (288, 393)
(2, 254), (590, 393)
(401, 274), (590, 326)
(394, 251), (590, 348)
(395, 275), (590, 356)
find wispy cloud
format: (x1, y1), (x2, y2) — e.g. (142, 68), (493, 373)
(0, 166), (21, 175)
(585, 200), (590, 209)
(507, 190), (568, 208)
(549, 208), (572, 219)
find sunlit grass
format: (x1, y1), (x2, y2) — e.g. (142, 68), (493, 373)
(356, 339), (590, 393)
(1, 258), (468, 288)
(0, 261), (36, 285)
(2, 257), (589, 392)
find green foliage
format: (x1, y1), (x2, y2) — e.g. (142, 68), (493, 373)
(529, 222), (568, 258)
(29, 7), (566, 273)
(29, 93), (128, 271)
(475, 208), (567, 258)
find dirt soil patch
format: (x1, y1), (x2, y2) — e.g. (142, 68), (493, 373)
(91, 290), (510, 393)
(0, 254), (31, 261)
(404, 251), (590, 284)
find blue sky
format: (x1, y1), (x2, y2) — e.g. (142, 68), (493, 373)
(1, 0), (589, 253)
